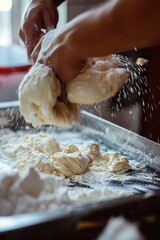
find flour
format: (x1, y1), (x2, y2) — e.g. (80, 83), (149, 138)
(97, 217), (145, 240)
(0, 129), (142, 216)
(0, 167), (71, 216)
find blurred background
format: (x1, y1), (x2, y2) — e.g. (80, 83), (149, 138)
(0, 0), (160, 142)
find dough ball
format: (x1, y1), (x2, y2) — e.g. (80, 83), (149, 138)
(17, 150), (55, 174)
(51, 151), (92, 177)
(62, 144), (79, 153)
(66, 56), (128, 105)
(81, 141), (101, 158)
(102, 152), (131, 172)
(18, 63), (79, 127)
(23, 133), (61, 157)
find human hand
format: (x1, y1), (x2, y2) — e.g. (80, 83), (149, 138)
(31, 28), (87, 83)
(19, 0), (59, 61)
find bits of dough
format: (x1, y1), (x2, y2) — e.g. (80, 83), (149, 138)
(81, 141), (101, 157)
(51, 151), (92, 178)
(100, 152), (131, 172)
(136, 58), (148, 66)
(23, 133), (61, 157)
(17, 150), (56, 174)
(1, 131), (131, 177)
(18, 56), (128, 127)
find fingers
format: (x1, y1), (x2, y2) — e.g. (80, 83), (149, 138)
(20, 18), (45, 62)
(19, 0), (59, 61)
(29, 24), (86, 83)
(43, 5), (59, 31)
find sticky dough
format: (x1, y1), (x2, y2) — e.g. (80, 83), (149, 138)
(66, 56), (128, 104)
(18, 56), (128, 127)
(18, 63), (79, 127)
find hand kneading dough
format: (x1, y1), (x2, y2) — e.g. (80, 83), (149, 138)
(18, 63), (79, 127)
(18, 56), (127, 127)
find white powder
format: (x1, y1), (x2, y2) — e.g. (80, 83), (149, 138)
(0, 167), (72, 216)
(97, 217), (145, 240)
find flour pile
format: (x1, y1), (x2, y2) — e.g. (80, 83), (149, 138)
(98, 217), (145, 240)
(0, 167), (71, 216)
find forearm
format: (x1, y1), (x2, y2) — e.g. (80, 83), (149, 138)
(66, 0), (160, 59)
(33, 0), (160, 82)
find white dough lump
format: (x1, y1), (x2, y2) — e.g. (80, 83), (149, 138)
(18, 56), (128, 127)
(66, 56), (128, 104)
(18, 63), (79, 127)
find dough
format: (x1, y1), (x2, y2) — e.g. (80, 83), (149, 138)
(18, 63), (79, 127)
(136, 57), (148, 66)
(51, 151), (92, 178)
(18, 56), (127, 127)
(66, 56), (128, 104)
(1, 131), (131, 177)
(101, 152), (131, 172)
(23, 133), (61, 157)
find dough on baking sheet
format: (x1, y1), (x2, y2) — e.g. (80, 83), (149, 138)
(1, 132), (131, 177)
(18, 55), (128, 128)
(51, 151), (92, 178)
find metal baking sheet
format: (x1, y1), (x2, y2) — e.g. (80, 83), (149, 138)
(0, 101), (160, 190)
(0, 100), (160, 171)
(0, 101), (160, 238)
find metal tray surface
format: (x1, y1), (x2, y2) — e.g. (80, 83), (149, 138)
(0, 101), (160, 238)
